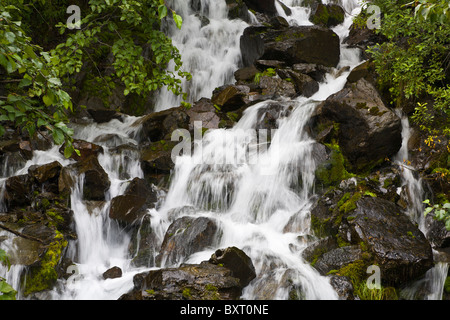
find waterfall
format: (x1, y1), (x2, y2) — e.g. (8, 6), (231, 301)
(394, 111), (449, 300)
(7, 0), (447, 301)
(154, 0), (249, 111)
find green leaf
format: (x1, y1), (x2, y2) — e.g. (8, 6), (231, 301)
(64, 145), (73, 158)
(173, 12), (183, 29)
(424, 207), (433, 216)
(158, 5), (168, 20)
(43, 94), (54, 107)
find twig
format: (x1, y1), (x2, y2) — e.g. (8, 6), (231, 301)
(0, 223), (45, 244)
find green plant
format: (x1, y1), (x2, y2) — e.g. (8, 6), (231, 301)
(424, 199), (450, 230)
(52, 0), (191, 101)
(254, 68), (277, 84)
(0, 249), (17, 300)
(0, 3), (78, 157)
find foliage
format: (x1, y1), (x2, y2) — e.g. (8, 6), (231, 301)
(0, 3), (77, 157)
(51, 0), (191, 103)
(424, 199), (450, 230)
(0, 249), (16, 300)
(0, 0), (191, 156)
(407, 0), (450, 23)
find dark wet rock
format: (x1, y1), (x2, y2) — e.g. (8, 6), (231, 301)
(226, 0), (251, 22)
(240, 25), (341, 68)
(134, 106), (190, 143)
(87, 108), (122, 123)
(59, 139), (104, 161)
(424, 211), (450, 249)
(28, 161), (62, 184)
(309, 3), (345, 28)
(58, 155), (110, 200)
(156, 216), (218, 266)
(129, 215), (159, 268)
(312, 78), (402, 172)
(186, 98), (221, 130)
(277, 69), (319, 97)
(243, 0), (277, 16)
(121, 261), (242, 300)
(103, 266), (122, 279)
(349, 197), (433, 286)
(211, 85), (251, 112)
(329, 275), (355, 300)
(4, 174), (33, 209)
(313, 245), (363, 275)
(140, 140), (178, 174)
(209, 246), (256, 287)
(109, 195), (148, 225)
(121, 247), (254, 300)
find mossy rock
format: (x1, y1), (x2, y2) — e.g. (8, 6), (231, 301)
(310, 3), (345, 28)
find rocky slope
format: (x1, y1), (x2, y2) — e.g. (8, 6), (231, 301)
(0, 0), (449, 300)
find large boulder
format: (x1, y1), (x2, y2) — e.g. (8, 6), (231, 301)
(240, 25), (341, 68)
(121, 247), (255, 300)
(155, 216), (218, 266)
(348, 197), (433, 286)
(311, 78), (402, 172)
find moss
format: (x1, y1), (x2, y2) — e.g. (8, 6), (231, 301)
(339, 192), (362, 214)
(310, 214), (330, 238)
(23, 231), (68, 296)
(182, 287), (192, 299)
(444, 277), (450, 294)
(203, 284), (220, 300)
(315, 143), (354, 187)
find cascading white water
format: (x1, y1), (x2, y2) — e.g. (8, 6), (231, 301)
(154, 0), (363, 300)
(3, 0), (421, 300)
(394, 112), (449, 300)
(154, 0), (250, 111)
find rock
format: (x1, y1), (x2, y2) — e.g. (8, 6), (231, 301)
(140, 140), (178, 174)
(211, 85), (250, 112)
(234, 65), (260, 82)
(424, 211), (450, 249)
(156, 216), (218, 266)
(186, 98), (221, 130)
(313, 245), (363, 276)
(313, 78), (402, 172)
(109, 195), (148, 225)
(129, 215), (159, 268)
(329, 275), (355, 300)
(103, 266), (122, 279)
(4, 174), (33, 209)
(58, 155), (110, 200)
(28, 161), (62, 184)
(240, 25), (341, 68)
(121, 261), (243, 300)
(349, 197), (433, 286)
(87, 108), (121, 123)
(243, 0), (277, 16)
(258, 76), (297, 98)
(60, 139), (104, 161)
(209, 246), (256, 287)
(134, 106), (190, 143)
(226, 0), (251, 22)
(293, 63), (331, 82)
(277, 69), (319, 97)
(309, 3), (345, 28)
(254, 101), (292, 130)
(124, 177), (157, 206)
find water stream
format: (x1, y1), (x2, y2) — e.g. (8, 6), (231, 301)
(1, 0), (447, 300)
